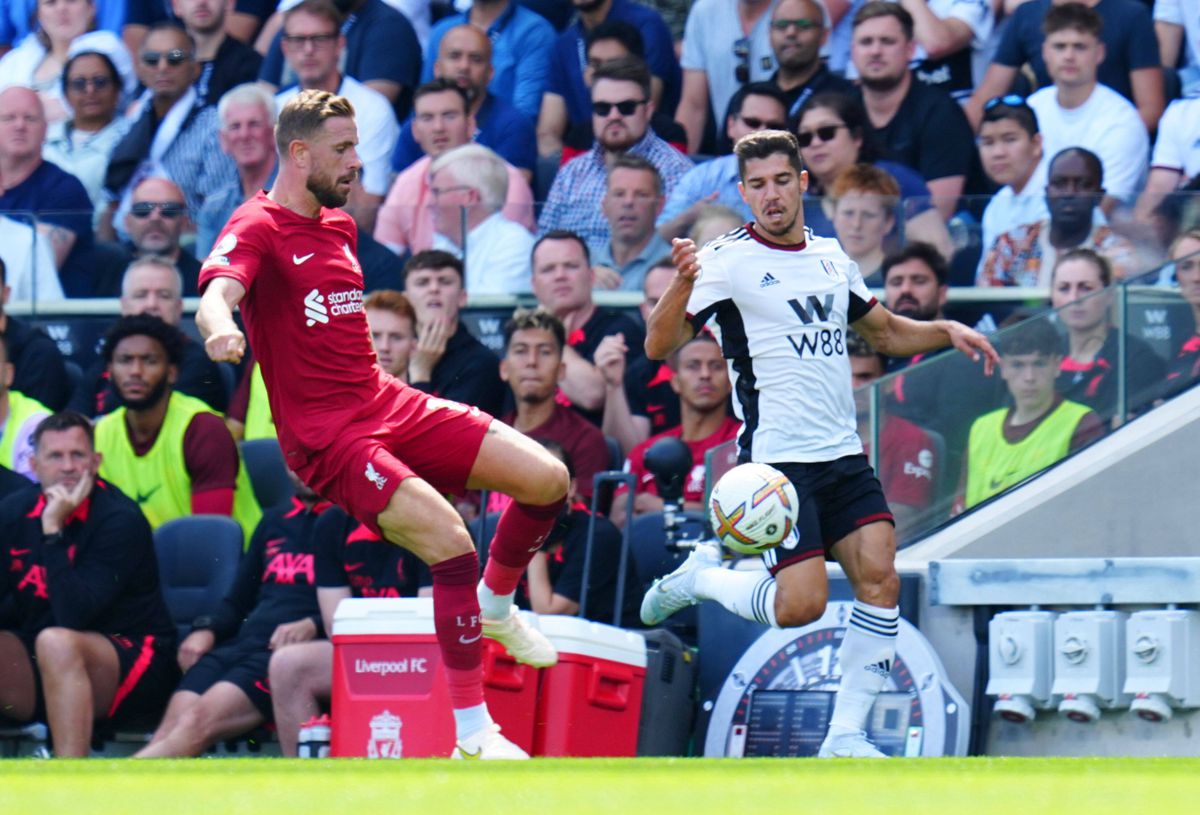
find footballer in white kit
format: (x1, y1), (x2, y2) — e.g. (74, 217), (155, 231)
(640, 130), (998, 758)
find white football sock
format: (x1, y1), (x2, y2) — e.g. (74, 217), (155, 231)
(693, 568), (779, 628)
(477, 581), (513, 621)
(453, 703), (493, 741)
(828, 600), (899, 735)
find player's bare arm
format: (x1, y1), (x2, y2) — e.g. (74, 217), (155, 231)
(853, 302), (1000, 375)
(645, 238), (701, 359)
(197, 277), (249, 363)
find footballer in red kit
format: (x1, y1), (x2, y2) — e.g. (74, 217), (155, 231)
(196, 90), (569, 760)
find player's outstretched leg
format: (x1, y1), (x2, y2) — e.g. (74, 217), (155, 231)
(639, 541), (724, 625)
(467, 422), (570, 668)
(819, 522), (899, 759)
(378, 476), (527, 759)
(640, 530), (823, 627)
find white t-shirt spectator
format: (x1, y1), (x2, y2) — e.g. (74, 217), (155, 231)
(977, 161), (1049, 279)
(1150, 96), (1200, 182)
(680, 0), (776, 126)
(276, 76), (399, 198)
(1027, 83), (1149, 203)
(0, 215), (62, 302)
(1154, 0), (1200, 67)
(432, 212), (533, 296)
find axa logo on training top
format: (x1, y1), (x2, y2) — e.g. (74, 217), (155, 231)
(304, 286), (363, 327)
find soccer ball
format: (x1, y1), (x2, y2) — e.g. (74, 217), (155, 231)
(708, 463), (799, 555)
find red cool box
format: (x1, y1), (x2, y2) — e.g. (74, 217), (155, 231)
(330, 598), (541, 757)
(533, 616), (647, 757)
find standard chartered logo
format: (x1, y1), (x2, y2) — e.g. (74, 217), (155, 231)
(304, 287), (363, 327)
(304, 288), (328, 326)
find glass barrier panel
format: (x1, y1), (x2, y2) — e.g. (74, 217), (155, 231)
(1137, 244), (1200, 403)
(0, 210), (66, 307)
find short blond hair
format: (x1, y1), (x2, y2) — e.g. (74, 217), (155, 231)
(275, 89), (355, 157)
(363, 289), (416, 324)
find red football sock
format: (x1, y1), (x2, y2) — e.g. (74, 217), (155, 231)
(431, 552), (484, 709)
(483, 497), (566, 596)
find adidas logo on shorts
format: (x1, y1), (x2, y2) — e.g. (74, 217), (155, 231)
(865, 659), (892, 678)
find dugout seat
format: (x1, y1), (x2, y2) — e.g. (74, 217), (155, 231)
(154, 516), (243, 642)
(470, 509), (503, 564)
(241, 437), (294, 511)
(628, 511), (710, 642)
(605, 435), (625, 470)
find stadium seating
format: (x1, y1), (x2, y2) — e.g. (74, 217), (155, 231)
(154, 515), (243, 642)
(240, 438), (294, 511)
(604, 435), (624, 471)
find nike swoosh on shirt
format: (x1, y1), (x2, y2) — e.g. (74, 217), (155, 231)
(135, 485), (161, 503)
(293, 253), (315, 265)
(989, 474), (1017, 491)
(9, 549), (30, 556)
(344, 562), (365, 571)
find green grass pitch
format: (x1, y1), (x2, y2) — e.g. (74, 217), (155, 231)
(3, 757), (1200, 814)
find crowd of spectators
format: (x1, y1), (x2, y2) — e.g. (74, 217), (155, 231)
(0, 0), (1197, 298)
(2, 0), (1200, 756)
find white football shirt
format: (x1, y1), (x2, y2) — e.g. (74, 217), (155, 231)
(686, 224), (877, 465)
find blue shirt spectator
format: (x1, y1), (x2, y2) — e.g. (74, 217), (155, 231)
(657, 83), (789, 238)
(0, 161), (94, 298)
(1, 0), (125, 46)
(258, 0), (421, 118)
(518, 0), (573, 30)
(657, 156), (754, 231)
(421, 1), (556, 121)
(390, 93), (537, 175)
(539, 129), (692, 247)
(548, 0), (681, 126)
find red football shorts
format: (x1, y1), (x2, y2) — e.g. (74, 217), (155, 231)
(286, 387), (493, 535)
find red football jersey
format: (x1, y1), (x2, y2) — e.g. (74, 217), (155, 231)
(199, 193), (394, 452)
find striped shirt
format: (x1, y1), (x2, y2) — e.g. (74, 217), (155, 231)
(537, 129), (693, 246)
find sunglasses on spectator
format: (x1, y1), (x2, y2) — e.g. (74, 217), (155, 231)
(771, 18), (820, 31)
(984, 94), (1028, 111)
(740, 116), (787, 130)
(282, 33), (339, 48)
(131, 201), (186, 219)
(593, 99), (645, 117)
(734, 38), (750, 84)
(141, 49), (190, 67)
(795, 124), (848, 148)
(66, 76), (113, 92)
